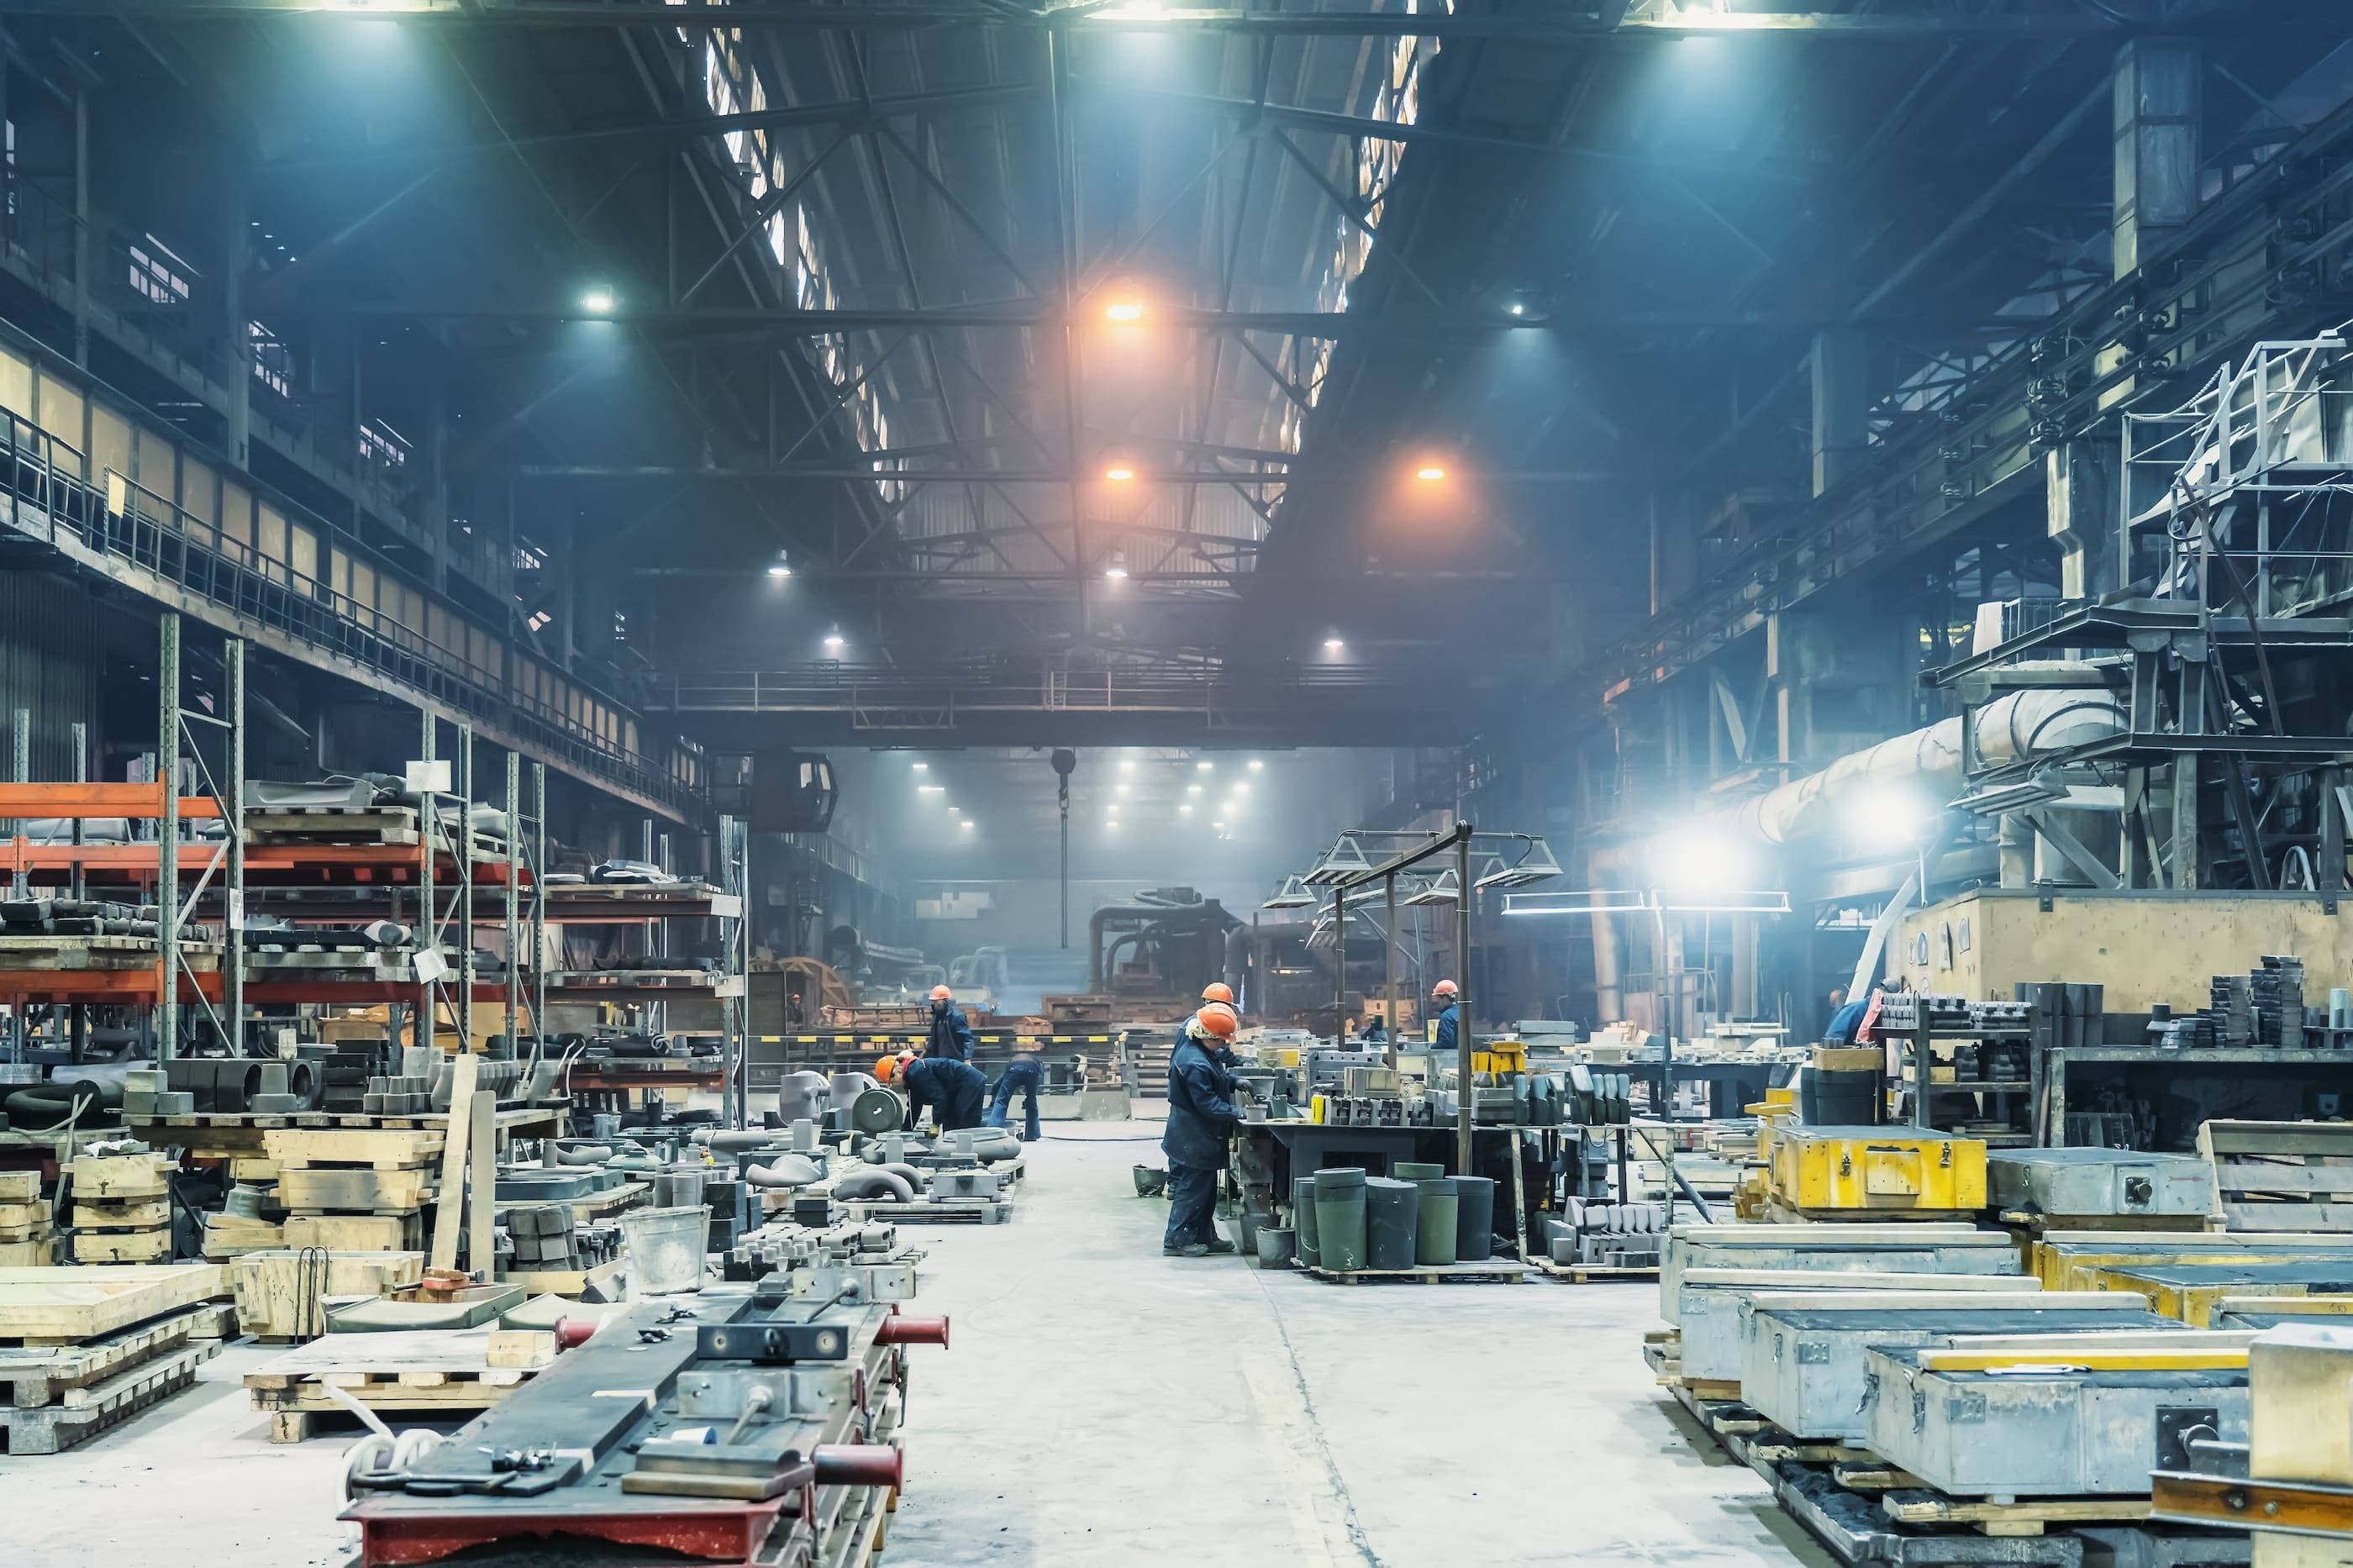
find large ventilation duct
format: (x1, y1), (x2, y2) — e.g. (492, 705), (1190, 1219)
(1732, 668), (2124, 845)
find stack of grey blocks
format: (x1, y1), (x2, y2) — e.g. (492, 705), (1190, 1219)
(505, 1202), (583, 1269)
(364, 1076), (433, 1114)
(1548, 1199), (1669, 1266)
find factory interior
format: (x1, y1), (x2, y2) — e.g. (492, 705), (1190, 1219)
(9, 3), (2353, 1565)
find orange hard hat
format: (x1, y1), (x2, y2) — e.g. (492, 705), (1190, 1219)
(1202, 982), (1234, 1005)
(929, 985), (953, 1002)
(1432, 979), (1459, 998)
(1197, 1005), (1237, 1039)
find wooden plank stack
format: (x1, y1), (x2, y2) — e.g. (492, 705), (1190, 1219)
(66, 1153), (176, 1264)
(0, 1264), (234, 1455)
(0, 1172), (57, 1265)
(265, 1126), (441, 1253)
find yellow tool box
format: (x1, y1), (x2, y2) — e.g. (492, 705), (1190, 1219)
(2031, 1233), (2353, 1291)
(1767, 1126), (1987, 1215)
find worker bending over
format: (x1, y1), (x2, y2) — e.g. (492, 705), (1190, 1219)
(903, 1053), (987, 1132)
(985, 1043), (1045, 1143)
(1430, 978), (1461, 1053)
(926, 984), (978, 1062)
(1161, 1004), (1241, 1258)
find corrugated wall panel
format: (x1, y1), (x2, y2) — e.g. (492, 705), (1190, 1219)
(0, 572), (103, 781)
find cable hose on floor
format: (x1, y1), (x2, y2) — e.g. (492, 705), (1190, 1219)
(342, 1424), (445, 1499)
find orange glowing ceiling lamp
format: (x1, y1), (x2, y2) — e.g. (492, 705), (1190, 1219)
(1103, 463), (1137, 482)
(1103, 297), (1145, 323)
(1414, 462), (1449, 482)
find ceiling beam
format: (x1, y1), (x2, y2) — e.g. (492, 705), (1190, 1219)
(261, 82), (1042, 174)
(509, 465), (1610, 482)
(29, 2), (2130, 40)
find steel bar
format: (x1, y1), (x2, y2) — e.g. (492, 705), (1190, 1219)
(510, 464), (1598, 482)
(225, 639), (245, 1056)
(458, 723), (474, 1054)
(504, 751), (519, 1052)
(418, 712), (435, 1057)
(157, 613), (179, 1062)
(1454, 829), (1472, 1173)
(532, 763), (547, 1053)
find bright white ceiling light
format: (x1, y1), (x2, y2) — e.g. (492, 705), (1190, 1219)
(1119, 758), (1136, 774)
(918, 784), (943, 795)
(1323, 635), (1345, 651)
(580, 287), (616, 314)
(1186, 784), (1202, 796)
(1248, 758), (1264, 771)
(911, 761), (928, 772)
(1196, 760), (1213, 771)
(823, 629), (845, 652)
(1179, 804), (1193, 815)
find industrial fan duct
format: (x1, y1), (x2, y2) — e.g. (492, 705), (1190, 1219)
(1730, 669), (2124, 846)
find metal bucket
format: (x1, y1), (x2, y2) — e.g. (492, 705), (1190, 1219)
(621, 1205), (712, 1296)
(1256, 1226), (1296, 1268)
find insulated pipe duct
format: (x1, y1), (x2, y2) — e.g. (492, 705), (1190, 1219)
(1732, 671), (2125, 845)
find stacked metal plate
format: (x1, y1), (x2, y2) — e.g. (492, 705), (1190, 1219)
(1675, 1271), (2040, 1382)
(1865, 1329), (2256, 1496)
(1661, 1222), (2017, 1318)
(1740, 1292), (2170, 1440)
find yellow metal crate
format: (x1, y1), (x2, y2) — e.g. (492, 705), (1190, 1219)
(1767, 1126), (1987, 1214)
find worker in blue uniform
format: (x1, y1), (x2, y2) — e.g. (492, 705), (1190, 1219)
(984, 1042), (1045, 1143)
(1160, 1005), (1241, 1258)
(924, 984), (978, 1062)
(1430, 978), (1461, 1052)
(903, 1054), (987, 1132)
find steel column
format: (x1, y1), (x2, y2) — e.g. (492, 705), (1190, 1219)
(156, 613), (179, 1062)
(225, 639), (245, 1055)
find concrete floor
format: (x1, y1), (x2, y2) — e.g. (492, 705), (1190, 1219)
(0, 1119), (1829, 1568)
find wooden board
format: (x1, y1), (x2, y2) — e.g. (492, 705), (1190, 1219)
(0, 1302), (234, 1408)
(1531, 1258), (1661, 1284)
(228, 1250), (424, 1341)
(0, 1340), (217, 1455)
(0, 1172), (41, 1202)
(1880, 1488), (2153, 1534)
(429, 1052), (479, 1273)
(0, 1265), (225, 1344)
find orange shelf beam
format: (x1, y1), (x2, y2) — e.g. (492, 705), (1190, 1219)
(0, 784), (221, 819)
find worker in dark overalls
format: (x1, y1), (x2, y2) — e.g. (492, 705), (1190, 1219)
(925, 983), (978, 1062)
(985, 1041), (1045, 1143)
(1161, 1005), (1241, 1258)
(903, 1054), (987, 1132)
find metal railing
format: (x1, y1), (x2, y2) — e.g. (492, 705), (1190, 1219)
(0, 408), (702, 818)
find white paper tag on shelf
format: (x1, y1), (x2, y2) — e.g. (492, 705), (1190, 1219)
(413, 948), (450, 985)
(227, 892), (245, 933)
(404, 760), (452, 795)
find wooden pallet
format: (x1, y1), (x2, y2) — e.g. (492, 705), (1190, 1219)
(0, 1264), (226, 1344)
(1532, 1256), (1661, 1283)
(1299, 1259), (1529, 1285)
(1881, 1489), (2153, 1537)
(845, 1197), (1013, 1225)
(0, 934), (221, 971)
(71, 1197), (171, 1231)
(2199, 1119), (2353, 1232)
(245, 1328), (538, 1441)
(0, 1339), (218, 1454)
(282, 1211), (424, 1251)
(71, 1229), (171, 1264)
(245, 806), (419, 845)
(276, 1167), (434, 1211)
(0, 1302), (234, 1408)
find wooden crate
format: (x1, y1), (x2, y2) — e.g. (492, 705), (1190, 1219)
(229, 1250), (424, 1340)
(0, 1173), (39, 1202)
(71, 1197), (171, 1232)
(71, 1229), (171, 1265)
(2200, 1119), (2353, 1232)
(283, 1212), (423, 1252)
(66, 1153), (174, 1202)
(261, 1127), (445, 1168)
(276, 1166), (434, 1212)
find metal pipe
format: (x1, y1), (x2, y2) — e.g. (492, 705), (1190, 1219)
(226, 639), (245, 1055)
(418, 713), (435, 1056)
(874, 1313), (950, 1347)
(1383, 871), (1398, 1070)
(457, 723), (473, 1051)
(157, 613), (179, 1063)
(1454, 829), (1473, 1172)
(812, 1444), (905, 1488)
